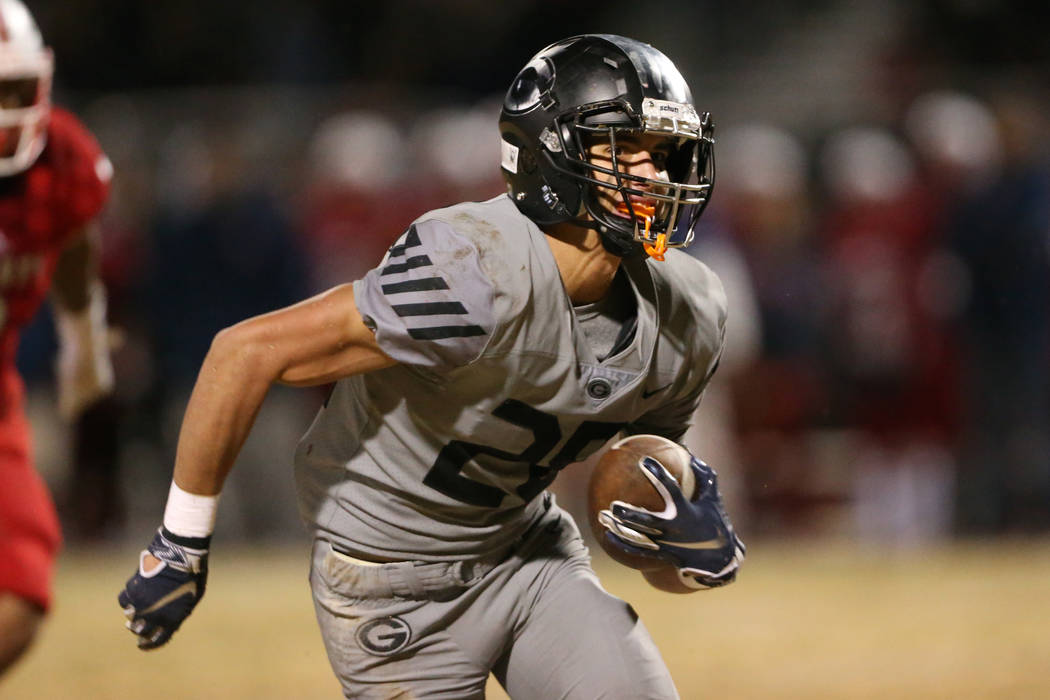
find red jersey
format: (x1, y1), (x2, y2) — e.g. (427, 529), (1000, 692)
(0, 107), (111, 364)
(0, 108), (110, 610)
(0, 108), (110, 450)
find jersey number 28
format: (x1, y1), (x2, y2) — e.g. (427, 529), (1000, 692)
(423, 399), (623, 507)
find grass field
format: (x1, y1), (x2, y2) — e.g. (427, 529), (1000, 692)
(3, 539), (1049, 699)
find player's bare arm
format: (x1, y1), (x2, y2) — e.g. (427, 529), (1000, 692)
(175, 283), (395, 495)
(119, 283), (394, 649)
(49, 225), (116, 420)
(50, 225), (98, 311)
(0, 593), (43, 674)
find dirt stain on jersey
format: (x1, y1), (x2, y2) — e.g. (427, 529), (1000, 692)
(452, 212), (511, 284)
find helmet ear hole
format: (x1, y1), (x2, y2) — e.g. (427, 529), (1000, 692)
(504, 57), (556, 114)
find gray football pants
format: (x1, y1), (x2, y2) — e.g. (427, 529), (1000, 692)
(309, 503), (679, 699)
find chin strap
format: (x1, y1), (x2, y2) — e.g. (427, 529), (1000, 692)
(616, 202), (666, 261)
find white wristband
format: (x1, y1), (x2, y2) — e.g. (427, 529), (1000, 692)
(162, 481), (219, 539)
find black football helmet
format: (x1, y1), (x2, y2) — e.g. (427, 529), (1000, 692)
(499, 34), (714, 258)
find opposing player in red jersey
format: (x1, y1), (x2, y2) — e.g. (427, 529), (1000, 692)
(0, 0), (113, 674)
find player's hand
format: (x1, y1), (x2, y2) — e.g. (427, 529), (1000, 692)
(118, 528), (209, 649)
(54, 283), (116, 421)
(599, 456), (745, 589)
(55, 334), (115, 420)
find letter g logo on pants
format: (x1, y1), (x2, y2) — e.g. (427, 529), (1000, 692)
(355, 616), (412, 656)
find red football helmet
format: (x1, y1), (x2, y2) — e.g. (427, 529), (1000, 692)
(0, 0), (52, 176)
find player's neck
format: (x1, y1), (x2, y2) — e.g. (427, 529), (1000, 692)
(543, 221), (622, 305)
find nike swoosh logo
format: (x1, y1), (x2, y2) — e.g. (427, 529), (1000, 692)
(654, 535), (729, 550)
(140, 582), (197, 615)
(641, 382), (672, 399)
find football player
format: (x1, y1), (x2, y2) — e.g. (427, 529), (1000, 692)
(119, 34), (743, 698)
(0, 0), (114, 675)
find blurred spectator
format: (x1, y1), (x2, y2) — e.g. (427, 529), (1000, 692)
(905, 90), (1003, 198)
(144, 123), (312, 539)
(682, 213), (761, 529)
(914, 90), (1050, 533)
(147, 125), (310, 384)
(301, 111), (410, 291)
(819, 126), (959, 544)
(410, 99), (506, 205)
(714, 124), (837, 534)
(301, 102), (506, 295)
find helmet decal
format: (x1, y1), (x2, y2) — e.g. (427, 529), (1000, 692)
(500, 139), (519, 174)
(504, 57), (556, 114)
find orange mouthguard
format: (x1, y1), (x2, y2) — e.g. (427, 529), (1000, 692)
(616, 202), (666, 260)
(643, 234), (668, 261)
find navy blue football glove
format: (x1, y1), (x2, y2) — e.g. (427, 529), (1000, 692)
(599, 456), (746, 589)
(118, 527), (209, 649)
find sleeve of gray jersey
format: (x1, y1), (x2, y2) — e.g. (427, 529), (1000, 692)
(352, 218), (496, 370)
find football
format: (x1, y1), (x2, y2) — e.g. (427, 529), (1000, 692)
(641, 566), (699, 594)
(587, 434), (697, 578)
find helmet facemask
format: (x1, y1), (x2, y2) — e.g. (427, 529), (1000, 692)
(0, 47), (51, 177)
(543, 98), (715, 259)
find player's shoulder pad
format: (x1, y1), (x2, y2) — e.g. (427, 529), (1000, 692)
(43, 107), (113, 227)
(416, 196), (533, 286)
(354, 197), (528, 370)
(649, 249), (728, 361)
(414, 195), (534, 317)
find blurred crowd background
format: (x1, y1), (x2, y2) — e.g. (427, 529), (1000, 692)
(19, 0), (1050, 547)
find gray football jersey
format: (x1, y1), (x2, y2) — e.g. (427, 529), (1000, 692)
(294, 195), (726, 561)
